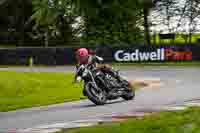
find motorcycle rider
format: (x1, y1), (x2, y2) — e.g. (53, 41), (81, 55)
(74, 48), (121, 82)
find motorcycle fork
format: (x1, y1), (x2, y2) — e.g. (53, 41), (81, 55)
(96, 76), (110, 92)
(89, 71), (101, 91)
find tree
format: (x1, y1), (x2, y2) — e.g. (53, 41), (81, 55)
(137, 0), (159, 45)
(0, 0), (33, 46)
(154, 0), (178, 33)
(31, 0), (77, 46)
(31, 0), (58, 46)
(151, 0), (200, 44)
(185, 0), (200, 43)
(73, 0), (144, 45)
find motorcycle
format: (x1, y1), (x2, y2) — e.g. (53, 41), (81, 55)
(74, 64), (135, 105)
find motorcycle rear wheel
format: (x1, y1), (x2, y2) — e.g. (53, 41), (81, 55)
(121, 81), (135, 100)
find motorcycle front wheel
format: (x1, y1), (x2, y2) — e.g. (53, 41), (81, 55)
(84, 82), (107, 105)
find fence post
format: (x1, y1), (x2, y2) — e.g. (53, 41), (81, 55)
(29, 56), (33, 67)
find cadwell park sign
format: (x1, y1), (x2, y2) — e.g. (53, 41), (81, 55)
(114, 48), (193, 62)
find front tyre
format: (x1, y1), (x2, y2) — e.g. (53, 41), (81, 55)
(84, 82), (107, 105)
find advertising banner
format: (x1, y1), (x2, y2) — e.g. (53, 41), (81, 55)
(0, 45), (199, 65)
(113, 46), (194, 62)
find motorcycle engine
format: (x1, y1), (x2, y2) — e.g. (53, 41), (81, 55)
(105, 74), (119, 88)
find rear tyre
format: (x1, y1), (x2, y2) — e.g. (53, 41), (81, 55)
(84, 82), (107, 105)
(121, 80), (135, 100)
(121, 88), (135, 100)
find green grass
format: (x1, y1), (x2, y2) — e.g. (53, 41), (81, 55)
(59, 107), (200, 133)
(0, 71), (139, 112)
(150, 33), (200, 44)
(0, 71), (84, 112)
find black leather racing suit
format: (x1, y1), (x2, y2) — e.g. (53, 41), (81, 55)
(75, 55), (120, 82)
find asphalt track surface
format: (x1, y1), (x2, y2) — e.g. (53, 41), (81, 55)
(0, 66), (199, 132)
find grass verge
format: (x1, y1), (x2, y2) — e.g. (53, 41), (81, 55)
(0, 71), (84, 112)
(59, 107), (200, 133)
(150, 33), (200, 44)
(0, 71), (139, 112)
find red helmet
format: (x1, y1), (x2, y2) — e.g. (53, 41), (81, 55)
(75, 48), (89, 64)
(76, 48), (89, 57)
